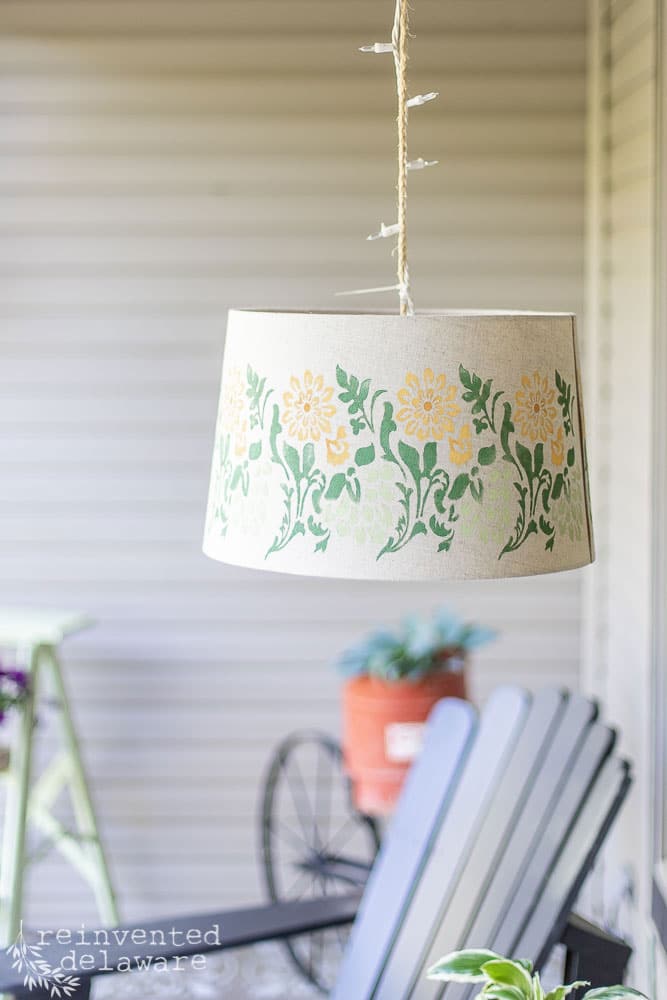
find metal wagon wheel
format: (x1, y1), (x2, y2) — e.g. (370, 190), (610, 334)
(260, 731), (381, 993)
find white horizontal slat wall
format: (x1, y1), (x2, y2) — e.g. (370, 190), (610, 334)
(0, 0), (587, 925)
(584, 0), (657, 979)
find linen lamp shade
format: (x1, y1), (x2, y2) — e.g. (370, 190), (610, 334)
(203, 310), (593, 581)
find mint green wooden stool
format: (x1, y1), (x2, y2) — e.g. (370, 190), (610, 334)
(0, 609), (119, 946)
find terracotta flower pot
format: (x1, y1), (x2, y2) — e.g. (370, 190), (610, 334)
(342, 665), (467, 816)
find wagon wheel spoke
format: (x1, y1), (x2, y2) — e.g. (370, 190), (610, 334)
(283, 868), (312, 900)
(311, 929), (324, 982)
(281, 756), (317, 846)
(271, 818), (313, 855)
(261, 732), (379, 993)
(321, 814), (363, 857)
(315, 741), (334, 846)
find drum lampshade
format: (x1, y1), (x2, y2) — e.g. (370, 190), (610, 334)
(203, 310), (593, 581)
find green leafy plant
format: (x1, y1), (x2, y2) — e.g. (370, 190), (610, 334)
(427, 949), (648, 1000)
(337, 607), (495, 682)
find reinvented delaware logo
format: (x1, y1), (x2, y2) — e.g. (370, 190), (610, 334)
(7, 923), (80, 998)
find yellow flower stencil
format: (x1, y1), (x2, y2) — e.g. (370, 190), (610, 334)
(220, 367), (248, 457)
(396, 368), (460, 441)
(326, 426), (350, 466)
(214, 359), (582, 564)
(514, 372), (558, 443)
(551, 426), (565, 467)
(282, 370), (336, 442)
(449, 424), (473, 466)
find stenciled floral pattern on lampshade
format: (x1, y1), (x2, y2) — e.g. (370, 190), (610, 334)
(203, 310), (594, 581)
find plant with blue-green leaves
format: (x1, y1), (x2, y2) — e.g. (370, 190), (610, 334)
(337, 607), (495, 682)
(427, 949), (648, 1000)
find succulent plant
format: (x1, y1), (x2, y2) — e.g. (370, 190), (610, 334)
(337, 607), (495, 682)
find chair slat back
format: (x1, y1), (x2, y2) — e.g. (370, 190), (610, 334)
(513, 755), (631, 966)
(487, 722), (617, 959)
(420, 688), (586, 1000)
(333, 687), (630, 1000)
(371, 686), (531, 1000)
(440, 717), (616, 1000)
(331, 697), (477, 1000)
(390, 688), (565, 1000)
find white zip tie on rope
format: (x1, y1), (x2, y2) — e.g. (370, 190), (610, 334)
(367, 222), (399, 241)
(335, 283), (401, 297)
(339, 0), (434, 313)
(406, 91), (439, 108)
(359, 42), (394, 53)
(407, 157), (439, 171)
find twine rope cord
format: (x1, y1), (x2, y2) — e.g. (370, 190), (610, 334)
(392, 0), (414, 316)
(339, 0), (435, 308)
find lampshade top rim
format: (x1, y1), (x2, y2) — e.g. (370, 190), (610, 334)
(228, 307), (576, 319)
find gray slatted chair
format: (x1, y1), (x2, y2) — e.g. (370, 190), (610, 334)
(0, 687), (632, 999)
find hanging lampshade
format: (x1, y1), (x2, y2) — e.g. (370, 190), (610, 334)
(203, 309), (593, 581)
(203, 3), (593, 582)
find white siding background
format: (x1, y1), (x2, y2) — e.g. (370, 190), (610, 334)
(0, 0), (587, 926)
(585, 0), (658, 986)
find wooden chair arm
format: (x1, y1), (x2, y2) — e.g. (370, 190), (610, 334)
(0, 892), (362, 998)
(560, 912), (632, 985)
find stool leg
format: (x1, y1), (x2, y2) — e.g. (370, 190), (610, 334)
(43, 646), (119, 926)
(0, 645), (39, 946)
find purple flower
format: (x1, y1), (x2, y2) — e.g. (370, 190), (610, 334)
(5, 669), (28, 689)
(0, 660), (29, 727)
